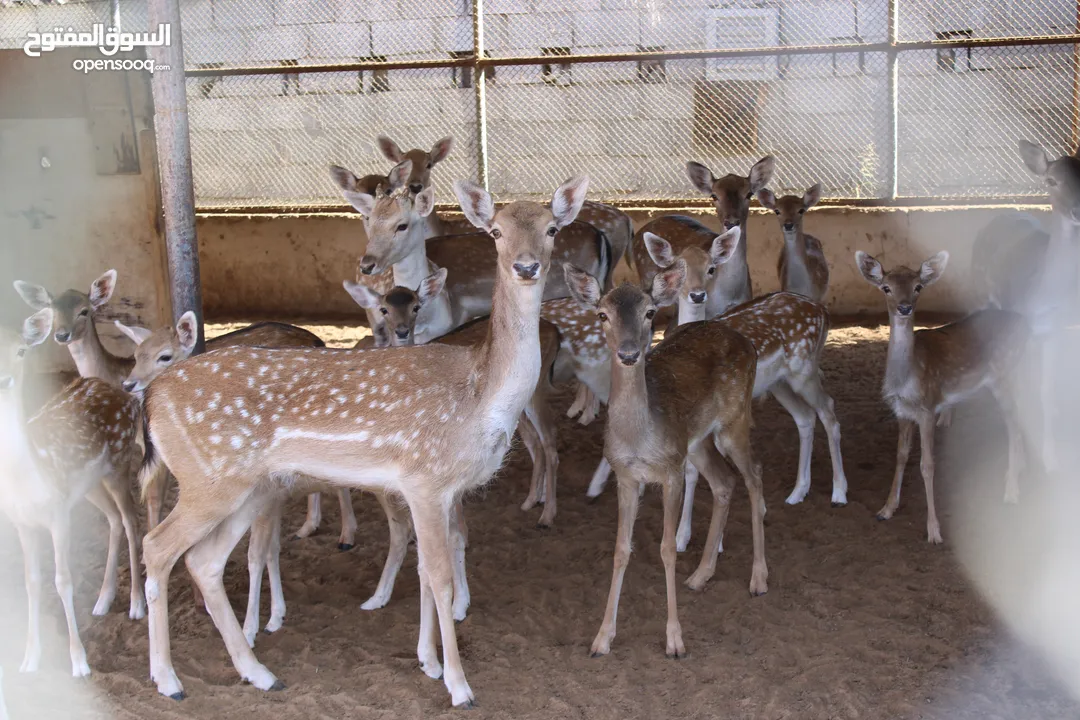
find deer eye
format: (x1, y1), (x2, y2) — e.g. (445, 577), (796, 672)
(914, 284), (923, 293)
(645, 309), (656, 320)
(547, 226), (557, 237)
(798, 208), (806, 214)
(413, 305), (421, 313)
(427, 162), (432, 169)
(709, 193), (718, 201)
(16, 348), (26, 358)
(745, 192), (754, 199)
(396, 223), (408, 232)
(158, 354), (172, 363)
(1046, 176), (1059, 187)
(707, 266), (716, 276)
(78, 308), (90, 317)
(882, 286), (892, 295)
(490, 228), (502, 239)
(597, 312), (608, 323)
(379, 307), (389, 315)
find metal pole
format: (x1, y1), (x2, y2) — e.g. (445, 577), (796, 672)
(472, 0), (489, 190)
(146, 0), (205, 353)
(1071, 3), (1080, 151)
(886, 0), (899, 199)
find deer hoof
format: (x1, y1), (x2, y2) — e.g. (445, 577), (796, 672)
(168, 692), (186, 702)
(269, 680), (286, 692)
(338, 543), (354, 552)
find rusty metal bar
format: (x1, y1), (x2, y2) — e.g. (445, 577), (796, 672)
(185, 57), (474, 77)
(147, 0), (205, 353)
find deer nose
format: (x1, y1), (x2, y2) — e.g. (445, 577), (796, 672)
(689, 291), (707, 304)
(782, 222), (795, 232)
(409, 183), (423, 194)
(394, 328), (411, 340)
(513, 261), (540, 280)
(121, 379), (138, 393)
(897, 303), (913, 316)
(617, 348), (641, 366)
(54, 330), (70, 343)
(359, 257), (378, 275)
(723, 219), (739, 230)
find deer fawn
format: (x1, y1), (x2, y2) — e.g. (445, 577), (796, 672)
(972, 139), (1080, 472)
(756, 183), (829, 302)
(856, 251), (1030, 543)
(564, 260), (767, 659)
(1, 309), (146, 677)
(137, 175), (588, 706)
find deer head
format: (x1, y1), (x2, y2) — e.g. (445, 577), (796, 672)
(343, 268), (448, 347)
(376, 135), (454, 195)
(115, 311), (199, 393)
(686, 156), (775, 230)
(1018, 140), (1080, 224)
(643, 227), (739, 323)
(757, 183), (822, 235)
(564, 260), (686, 367)
(0, 308), (52, 393)
(856, 251), (949, 319)
(13, 269), (117, 346)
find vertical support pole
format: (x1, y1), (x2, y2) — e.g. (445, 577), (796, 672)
(1071, 3), (1080, 151)
(146, 0), (205, 353)
(885, 0), (899, 199)
(472, 0), (489, 190)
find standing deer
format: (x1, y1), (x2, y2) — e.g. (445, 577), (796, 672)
(971, 139), (1080, 471)
(137, 175), (588, 706)
(0, 309), (145, 677)
(856, 251), (1030, 543)
(756, 183), (829, 302)
(563, 261), (767, 659)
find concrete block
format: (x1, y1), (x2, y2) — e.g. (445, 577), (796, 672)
(601, 118), (678, 158)
(397, 0), (467, 19)
(298, 67), (366, 94)
(573, 10), (638, 48)
(185, 29), (248, 65)
(638, 85), (694, 121)
(371, 18), (436, 56)
(313, 94), (376, 131)
(0, 6), (38, 46)
(178, 0), (214, 30)
(305, 22), (371, 59)
(243, 26), (306, 62)
(438, 16), (473, 52)
(536, 0), (601, 12)
(565, 84), (640, 121)
(487, 85), (568, 122)
(189, 97), (255, 132)
(276, 0), (336, 25)
(570, 58), (641, 85)
(488, 0), (529, 13)
(638, 9), (708, 49)
(506, 12), (573, 49)
(214, 0), (275, 29)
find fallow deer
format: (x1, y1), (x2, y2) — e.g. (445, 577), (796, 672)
(337, 135), (454, 198)
(756, 183), (829, 302)
(137, 175), (589, 706)
(856, 251), (1030, 543)
(1, 309), (146, 677)
(565, 261), (766, 661)
(345, 268), (449, 348)
(971, 139), (1080, 471)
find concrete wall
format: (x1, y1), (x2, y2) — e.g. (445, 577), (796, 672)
(197, 204), (1049, 321)
(0, 49), (170, 373)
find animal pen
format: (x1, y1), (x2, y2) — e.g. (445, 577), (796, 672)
(2, 0), (1080, 718)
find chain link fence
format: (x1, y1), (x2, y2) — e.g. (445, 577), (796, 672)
(2, 0), (1077, 208)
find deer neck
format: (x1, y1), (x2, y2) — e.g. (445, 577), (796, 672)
(68, 318), (125, 384)
(1032, 214), (1080, 330)
(607, 354), (652, 444)
(393, 218), (456, 345)
(782, 228), (813, 295)
(390, 223), (431, 291)
(883, 313), (917, 397)
(709, 216), (753, 315)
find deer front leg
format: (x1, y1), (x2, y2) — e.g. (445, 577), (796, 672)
(415, 551), (441, 680)
(84, 486), (122, 617)
(675, 462), (698, 553)
(144, 463), (171, 531)
(336, 489), (357, 551)
(770, 382), (817, 505)
(586, 456), (613, 499)
(102, 469), (147, 619)
(991, 382), (1027, 504)
(16, 525), (43, 674)
(660, 473), (685, 658)
(361, 491), (412, 611)
(294, 493), (322, 539)
(718, 424), (768, 596)
(916, 412), (942, 544)
(686, 441), (737, 590)
(525, 393), (560, 527)
(936, 408), (953, 428)
(49, 514), (90, 677)
(450, 500), (470, 621)
(517, 413), (545, 512)
(243, 497), (285, 647)
(590, 477), (641, 657)
(793, 374), (849, 506)
(878, 418), (914, 520)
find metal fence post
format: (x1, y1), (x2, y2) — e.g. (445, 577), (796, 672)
(1071, 2), (1080, 151)
(472, 0), (489, 190)
(147, 0), (205, 353)
(886, 0), (899, 199)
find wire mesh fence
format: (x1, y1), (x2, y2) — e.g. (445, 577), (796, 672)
(1, 0), (1077, 208)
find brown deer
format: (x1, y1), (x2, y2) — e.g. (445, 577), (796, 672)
(756, 183), (829, 302)
(971, 139), (1080, 472)
(0, 309), (145, 677)
(563, 260), (767, 659)
(335, 134), (454, 198)
(137, 175), (589, 706)
(856, 251), (1030, 543)
(344, 268), (448, 348)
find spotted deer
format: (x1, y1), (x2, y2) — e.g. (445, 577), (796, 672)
(0, 309), (145, 678)
(564, 261), (766, 658)
(137, 175), (588, 706)
(756, 183), (829, 302)
(345, 268), (448, 348)
(856, 251), (1030, 543)
(972, 139), (1080, 471)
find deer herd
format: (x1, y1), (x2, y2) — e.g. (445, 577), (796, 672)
(0, 134), (1073, 709)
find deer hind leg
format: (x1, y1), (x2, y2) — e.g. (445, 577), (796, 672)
(408, 498), (474, 708)
(916, 412), (943, 544)
(48, 511), (90, 677)
(586, 456), (613, 499)
(15, 525), (43, 674)
(675, 462), (699, 553)
(936, 408), (954, 428)
(686, 441), (738, 591)
(517, 413), (546, 512)
(991, 380), (1027, 504)
(243, 495), (286, 647)
(361, 491), (413, 611)
(145, 464), (172, 531)
(293, 493), (322, 539)
(336, 489), (357, 551)
(185, 491), (283, 692)
(525, 389), (560, 527)
(85, 486), (122, 617)
(590, 476), (642, 657)
(450, 500), (470, 622)
(660, 470), (686, 658)
(101, 467), (147, 619)
(878, 418), (914, 521)
(716, 420), (768, 597)
(769, 381), (817, 505)
(791, 373), (849, 506)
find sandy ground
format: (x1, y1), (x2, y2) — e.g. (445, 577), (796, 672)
(2, 322), (1079, 719)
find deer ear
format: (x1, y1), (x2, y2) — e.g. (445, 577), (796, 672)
(414, 185), (436, 218)
(453, 179), (496, 232)
(920, 251), (949, 286)
(13, 280), (52, 311)
(21, 308), (53, 349)
(89, 269), (117, 309)
(175, 311), (199, 353)
(710, 227), (740, 265)
(114, 320), (153, 346)
(563, 263), (601, 310)
(342, 190), (376, 216)
(343, 279), (383, 310)
(551, 175), (589, 229)
(418, 267), (448, 304)
(643, 232), (675, 268)
(429, 136), (453, 165)
(855, 251), (884, 286)
(329, 164), (359, 192)
(387, 159), (413, 191)
(755, 188), (776, 210)
(748, 155), (776, 193)
(803, 183), (822, 209)
(376, 135), (404, 163)
(1018, 140), (1051, 177)
(651, 259), (686, 307)
(685, 161), (715, 195)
